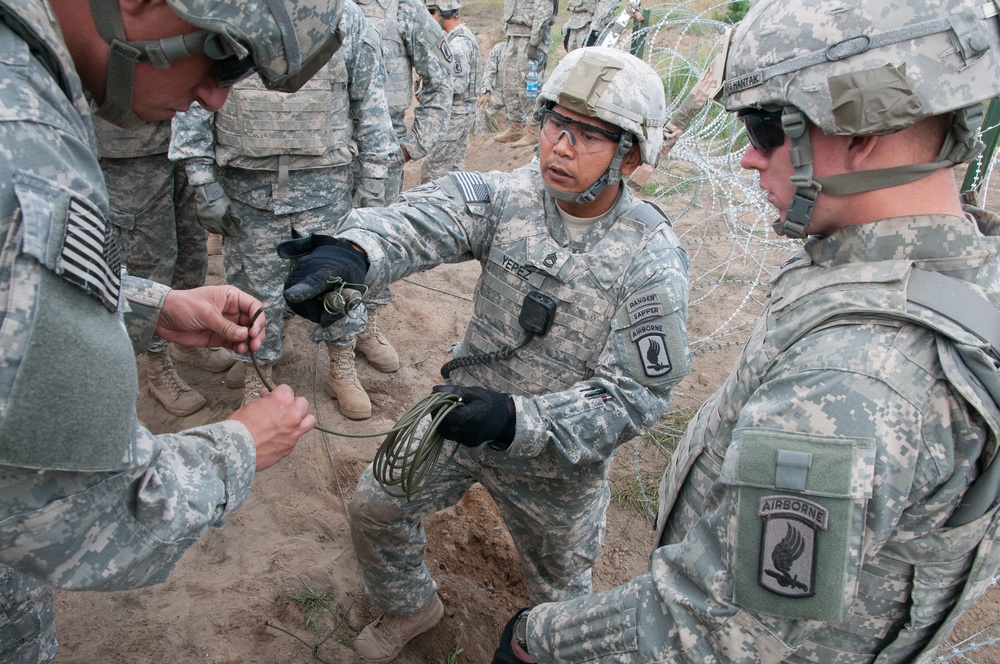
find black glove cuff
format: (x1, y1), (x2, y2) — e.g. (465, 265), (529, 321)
(489, 397), (517, 451)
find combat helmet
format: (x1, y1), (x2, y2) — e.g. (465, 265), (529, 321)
(537, 46), (667, 204)
(426, 0), (462, 12)
(721, 0), (1000, 237)
(88, 0), (346, 128)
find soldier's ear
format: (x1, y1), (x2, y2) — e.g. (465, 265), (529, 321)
(619, 142), (642, 177)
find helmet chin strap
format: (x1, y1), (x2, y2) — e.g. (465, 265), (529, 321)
(87, 0), (210, 128)
(779, 105), (985, 239)
(542, 133), (634, 205)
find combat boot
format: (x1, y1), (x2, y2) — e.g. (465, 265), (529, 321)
(354, 594), (444, 663)
(242, 362), (272, 407)
(146, 349), (206, 416)
(493, 121), (524, 144)
(170, 343), (236, 373)
(511, 126), (539, 147)
(355, 308), (400, 373)
(325, 341), (372, 420)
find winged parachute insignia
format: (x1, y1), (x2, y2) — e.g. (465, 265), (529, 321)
(764, 523), (808, 592)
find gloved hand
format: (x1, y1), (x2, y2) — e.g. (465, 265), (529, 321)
(282, 236), (368, 327)
(432, 385), (516, 448)
(352, 177), (386, 208)
(526, 44), (542, 63)
(477, 91), (492, 108)
(193, 181), (242, 236)
(492, 608), (534, 664)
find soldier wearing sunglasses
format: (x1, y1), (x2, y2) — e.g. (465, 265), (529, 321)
(492, 0), (1000, 662)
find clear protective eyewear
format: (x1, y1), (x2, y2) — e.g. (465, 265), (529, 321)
(539, 108), (623, 154)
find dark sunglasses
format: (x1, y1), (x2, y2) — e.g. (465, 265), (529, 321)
(738, 108), (786, 152)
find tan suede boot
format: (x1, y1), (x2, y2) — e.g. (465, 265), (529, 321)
(170, 343), (236, 373)
(242, 363), (272, 406)
(223, 337), (295, 388)
(493, 121), (524, 143)
(146, 350), (206, 416)
(354, 594), (444, 663)
(325, 341), (371, 420)
(511, 126), (539, 147)
(355, 308), (400, 373)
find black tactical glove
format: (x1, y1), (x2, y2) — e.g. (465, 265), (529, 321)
(281, 235), (368, 327)
(432, 385), (516, 448)
(526, 44), (542, 63)
(193, 181), (242, 236)
(492, 608), (532, 664)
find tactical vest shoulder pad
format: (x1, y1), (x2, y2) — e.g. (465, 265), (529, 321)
(621, 200), (671, 230)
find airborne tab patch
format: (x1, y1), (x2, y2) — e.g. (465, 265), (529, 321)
(757, 495), (828, 598)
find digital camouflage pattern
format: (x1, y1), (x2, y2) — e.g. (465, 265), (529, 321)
(0, 0), (257, 659)
(165, 0), (346, 89)
(525, 210), (1000, 663)
(95, 119), (207, 355)
(170, 0), (395, 358)
(355, 0), (453, 201)
(539, 46), (666, 166)
(475, 42), (506, 133)
(342, 166), (690, 614)
(721, 0), (1000, 135)
(419, 22), (480, 183)
(562, 0), (597, 51)
(500, 0), (556, 125)
(0, 568), (56, 663)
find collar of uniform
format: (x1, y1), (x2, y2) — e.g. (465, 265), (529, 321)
(804, 214), (989, 269)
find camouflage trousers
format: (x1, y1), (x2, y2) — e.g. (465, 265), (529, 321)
(102, 153), (206, 354)
(501, 35), (533, 125)
(349, 440), (609, 615)
(219, 165), (370, 362)
(419, 112), (476, 184)
(475, 95), (506, 134)
(0, 566), (57, 663)
(563, 25), (593, 51)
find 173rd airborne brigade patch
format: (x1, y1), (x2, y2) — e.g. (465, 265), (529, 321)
(626, 292), (671, 378)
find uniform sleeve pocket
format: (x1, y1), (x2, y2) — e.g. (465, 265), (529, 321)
(722, 428), (875, 621)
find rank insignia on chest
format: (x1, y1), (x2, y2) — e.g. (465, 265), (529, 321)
(757, 495), (828, 598)
(629, 323), (671, 377)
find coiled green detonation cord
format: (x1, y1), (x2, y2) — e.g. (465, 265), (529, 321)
(246, 308), (461, 500)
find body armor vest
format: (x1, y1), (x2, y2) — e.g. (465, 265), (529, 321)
(213, 55), (354, 170)
(450, 25), (480, 112)
(354, 0), (412, 115)
(451, 178), (667, 400)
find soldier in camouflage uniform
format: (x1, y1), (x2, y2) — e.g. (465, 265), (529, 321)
(170, 0), (397, 418)
(494, 0), (555, 144)
(322, 0), (452, 418)
(95, 118), (237, 417)
(476, 42), (507, 134)
(561, 0), (597, 52)
(0, 0), (336, 659)
(355, 0), (453, 201)
(494, 1), (1000, 662)
(280, 47), (690, 663)
(419, 0), (481, 183)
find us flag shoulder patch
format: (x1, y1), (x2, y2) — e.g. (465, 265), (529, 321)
(450, 172), (491, 204)
(56, 197), (123, 312)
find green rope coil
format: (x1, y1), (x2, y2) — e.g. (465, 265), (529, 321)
(245, 308), (462, 501)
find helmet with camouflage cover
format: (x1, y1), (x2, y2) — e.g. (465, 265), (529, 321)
(425, 0), (462, 11)
(720, 0), (1000, 237)
(88, 0), (346, 128)
(537, 46), (667, 203)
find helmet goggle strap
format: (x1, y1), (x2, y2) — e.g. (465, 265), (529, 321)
(542, 132), (634, 204)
